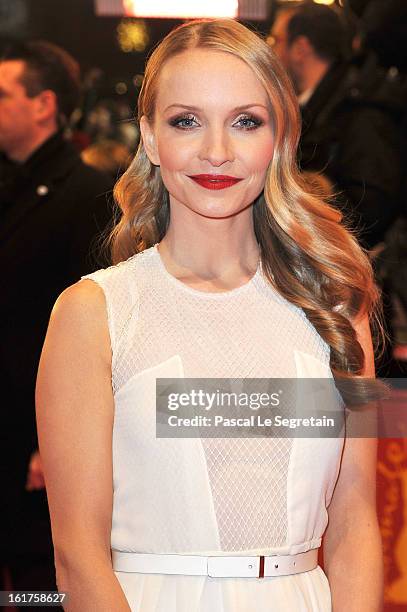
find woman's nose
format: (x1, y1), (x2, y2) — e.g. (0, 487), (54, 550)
(198, 127), (234, 166)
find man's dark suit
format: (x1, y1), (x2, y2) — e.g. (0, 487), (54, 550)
(298, 60), (403, 248)
(0, 130), (113, 594)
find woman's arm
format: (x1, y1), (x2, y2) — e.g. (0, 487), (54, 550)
(323, 314), (383, 611)
(36, 280), (131, 611)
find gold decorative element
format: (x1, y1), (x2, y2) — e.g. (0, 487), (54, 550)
(117, 19), (149, 53)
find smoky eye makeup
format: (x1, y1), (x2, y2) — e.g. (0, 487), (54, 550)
(168, 112), (199, 130)
(167, 111), (266, 131)
(233, 113), (265, 130)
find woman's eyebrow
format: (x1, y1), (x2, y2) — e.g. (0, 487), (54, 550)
(164, 103), (269, 113)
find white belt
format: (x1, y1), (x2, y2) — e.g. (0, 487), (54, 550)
(112, 548), (319, 578)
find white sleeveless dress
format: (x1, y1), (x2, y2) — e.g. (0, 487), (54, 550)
(82, 244), (344, 612)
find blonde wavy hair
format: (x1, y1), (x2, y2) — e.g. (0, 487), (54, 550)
(110, 18), (383, 403)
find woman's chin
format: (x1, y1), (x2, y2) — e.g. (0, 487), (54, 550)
(182, 200), (254, 220)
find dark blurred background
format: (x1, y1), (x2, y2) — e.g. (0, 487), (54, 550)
(1, 0), (406, 140)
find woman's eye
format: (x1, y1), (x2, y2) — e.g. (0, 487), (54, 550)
(234, 115), (263, 130)
(169, 114), (199, 130)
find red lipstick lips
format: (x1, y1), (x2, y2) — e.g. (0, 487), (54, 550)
(188, 174), (243, 190)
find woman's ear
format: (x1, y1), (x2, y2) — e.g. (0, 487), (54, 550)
(140, 115), (160, 166)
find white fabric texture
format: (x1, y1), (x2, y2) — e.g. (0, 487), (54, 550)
(82, 244), (344, 611)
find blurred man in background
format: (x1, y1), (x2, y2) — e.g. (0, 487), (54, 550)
(347, 0), (407, 71)
(271, 2), (402, 249)
(0, 40), (112, 602)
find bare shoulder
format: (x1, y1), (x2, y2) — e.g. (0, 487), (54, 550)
(52, 278), (107, 322)
(48, 279), (111, 364)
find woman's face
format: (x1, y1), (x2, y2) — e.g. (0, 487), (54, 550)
(141, 49), (274, 219)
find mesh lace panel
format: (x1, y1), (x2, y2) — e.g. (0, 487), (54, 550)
(201, 437), (293, 550)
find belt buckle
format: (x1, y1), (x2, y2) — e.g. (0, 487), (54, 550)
(258, 555), (265, 578)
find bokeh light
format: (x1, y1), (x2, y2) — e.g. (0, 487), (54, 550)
(117, 19), (149, 53)
(123, 0), (238, 18)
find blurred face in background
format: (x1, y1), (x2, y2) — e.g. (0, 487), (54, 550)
(271, 11), (294, 68)
(140, 48), (275, 220)
(0, 60), (37, 160)
(270, 11), (302, 93)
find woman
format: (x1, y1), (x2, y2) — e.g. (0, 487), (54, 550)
(36, 19), (383, 611)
